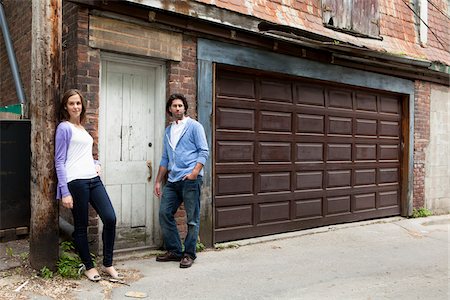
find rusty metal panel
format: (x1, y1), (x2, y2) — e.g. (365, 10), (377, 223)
(214, 66), (402, 242)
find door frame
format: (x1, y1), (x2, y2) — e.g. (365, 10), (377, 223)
(99, 51), (166, 249)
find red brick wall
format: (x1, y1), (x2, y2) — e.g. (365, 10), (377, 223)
(62, 3), (101, 253)
(413, 80), (431, 209)
(166, 34), (198, 239)
(0, 0), (32, 109)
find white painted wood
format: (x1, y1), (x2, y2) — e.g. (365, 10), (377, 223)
(99, 52), (165, 249)
(131, 184), (146, 227)
(121, 184), (132, 225)
(419, 0), (428, 46)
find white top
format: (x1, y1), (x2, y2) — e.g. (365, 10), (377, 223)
(66, 123), (98, 183)
(169, 116), (189, 150)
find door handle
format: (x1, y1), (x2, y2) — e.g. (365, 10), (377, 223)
(147, 160), (152, 182)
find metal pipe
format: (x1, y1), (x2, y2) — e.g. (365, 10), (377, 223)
(0, 0), (26, 105)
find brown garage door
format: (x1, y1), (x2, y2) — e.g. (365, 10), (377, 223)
(214, 66), (403, 242)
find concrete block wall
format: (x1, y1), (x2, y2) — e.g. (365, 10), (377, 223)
(425, 84), (450, 213)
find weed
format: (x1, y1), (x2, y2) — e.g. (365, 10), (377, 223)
(5, 247), (14, 257)
(56, 241), (87, 279)
(19, 252), (29, 261)
(196, 241), (205, 252)
(411, 207), (432, 218)
(40, 266), (53, 279)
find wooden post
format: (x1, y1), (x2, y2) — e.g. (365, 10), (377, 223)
(29, 0), (61, 271)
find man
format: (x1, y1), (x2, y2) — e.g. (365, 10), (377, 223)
(154, 93), (209, 268)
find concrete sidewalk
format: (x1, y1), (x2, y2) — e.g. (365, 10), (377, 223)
(1, 215), (449, 299)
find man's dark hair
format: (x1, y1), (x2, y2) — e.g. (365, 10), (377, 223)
(166, 93), (188, 116)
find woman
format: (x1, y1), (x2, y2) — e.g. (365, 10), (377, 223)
(55, 89), (123, 282)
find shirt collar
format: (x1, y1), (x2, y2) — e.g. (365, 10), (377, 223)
(172, 116), (189, 125)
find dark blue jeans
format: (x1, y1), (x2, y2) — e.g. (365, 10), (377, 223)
(68, 176), (116, 270)
(159, 177), (202, 259)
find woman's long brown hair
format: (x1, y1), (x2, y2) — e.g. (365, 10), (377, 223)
(59, 89), (87, 122)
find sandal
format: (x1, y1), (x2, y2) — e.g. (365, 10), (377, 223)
(103, 267), (125, 281)
(79, 265), (102, 282)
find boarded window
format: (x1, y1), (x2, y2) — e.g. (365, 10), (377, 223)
(322, 0), (380, 38)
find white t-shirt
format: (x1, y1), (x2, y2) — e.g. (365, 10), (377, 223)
(66, 123), (98, 183)
(170, 117), (189, 150)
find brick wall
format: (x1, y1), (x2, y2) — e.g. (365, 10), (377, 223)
(413, 80), (431, 209)
(0, 0), (32, 110)
(62, 2), (101, 254)
(166, 34), (198, 239)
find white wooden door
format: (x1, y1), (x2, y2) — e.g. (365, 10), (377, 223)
(99, 54), (165, 250)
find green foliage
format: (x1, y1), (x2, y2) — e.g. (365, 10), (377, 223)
(5, 247), (14, 257)
(196, 241), (205, 252)
(411, 207), (432, 218)
(40, 266), (53, 279)
(57, 241), (85, 279)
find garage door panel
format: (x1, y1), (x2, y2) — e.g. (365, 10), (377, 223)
(379, 120), (400, 137)
(216, 141), (254, 163)
(216, 107), (255, 131)
(355, 93), (377, 112)
(379, 167), (399, 184)
(327, 195), (351, 215)
(296, 171), (323, 191)
(259, 142), (291, 162)
(216, 173), (254, 196)
(297, 143), (324, 162)
(260, 80), (293, 103)
(296, 85), (325, 107)
(353, 193), (376, 211)
(297, 114), (325, 134)
(328, 116), (353, 135)
(259, 172), (291, 193)
(328, 90), (353, 110)
(356, 118), (377, 136)
(354, 169), (377, 186)
(215, 68), (402, 242)
(215, 205), (253, 228)
(380, 96), (401, 114)
(379, 190), (399, 207)
(327, 144), (352, 161)
(259, 111), (292, 132)
(379, 144), (400, 161)
(355, 144), (377, 161)
(217, 75), (255, 99)
(295, 198), (323, 219)
(327, 170), (352, 188)
(258, 202), (290, 223)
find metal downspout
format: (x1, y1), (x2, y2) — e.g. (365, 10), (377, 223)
(0, 0), (26, 116)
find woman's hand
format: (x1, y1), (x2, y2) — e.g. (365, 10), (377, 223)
(95, 164), (102, 176)
(62, 195), (73, 209)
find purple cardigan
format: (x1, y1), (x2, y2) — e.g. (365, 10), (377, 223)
(54, 121), (98, 200)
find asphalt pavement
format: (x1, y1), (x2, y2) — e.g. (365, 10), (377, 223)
(77, 215), (449, 300)
(1, 215), (448, 299)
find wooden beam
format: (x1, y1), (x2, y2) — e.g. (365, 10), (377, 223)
(29, 0), (61, 271)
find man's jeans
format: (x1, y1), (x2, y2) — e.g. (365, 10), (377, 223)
(159, 176), (202, 258)
(68, 176), (117, 270)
